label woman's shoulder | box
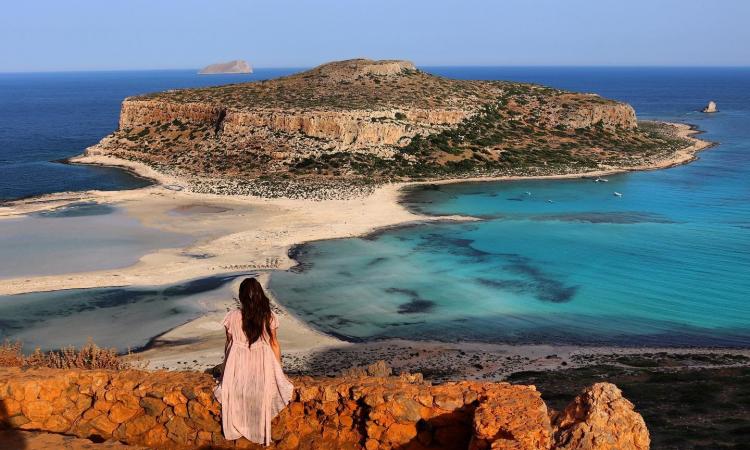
[221,309,241,326]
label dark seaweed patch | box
[1,274,241,326]
[476,277,534,296]
[531,211,674,224]
[385,287,436,314]
[476,254,579,303]
[287,244,314,273]
[182,252,215,259]
[33,202,115,218]
[397,299,435,314]
[500,254,578,303]
[366,257,388,267]
[320,314,363,327]
[415,233,491,260]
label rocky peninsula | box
[82,58,693,199]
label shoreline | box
[0,120,725,373]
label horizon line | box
[2,64,750,75]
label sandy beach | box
[0,121,719,375]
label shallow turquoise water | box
[270,68,750,347]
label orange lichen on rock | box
[0,368,649,449]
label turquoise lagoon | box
[270,68,750,347]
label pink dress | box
[216,309,294,445]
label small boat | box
[547,199,555,203]
[613,192,622,197]
[525,191,532,196]
[594,178,609,183]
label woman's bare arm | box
[221,329,232,381]
[270,328,282,363]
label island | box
[703,100,718,113]
[198,59,252,75]
[84,58,696,199]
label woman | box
[216,277,293,445]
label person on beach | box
[215,277,293,445]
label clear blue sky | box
[2,0,748,72]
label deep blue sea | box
[270,67,750,347]
[0,68,297,200]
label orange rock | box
[390,398,422,422]
[93,399,114,412]
[1,398,22,417]
[63,394,92,423]
[289,402,304,417]
[90,413,118,435]
[385,422,417,445]
[123,414,157,437]
[163,390,188,407]
[339,414,354,428]
[277,432,300,449]
[38,378,67,402]
[173,402,188,418]
[21,400,53,422]
[5,415,30,427]
[165,416,196,444]
[22,383,41,401]
[142,424,168,447]
[366,422,385,440]
[139,396,166,417]
[42,415,70,433]
[469,385,552,450]
[196,430,213,446]
[187,399,221,432]
[0,368,651,450]
[553,383,650,450]
[416,392,433,407]
[81,407,99,421]
[321,400,338,416]
[434,393,464,410]
[18,420,44,430]
[109,401,141,424]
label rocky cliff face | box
[116,99,471,153]
[0,367,649,449]
[85,59,686,198]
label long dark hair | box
[238,278,273,345]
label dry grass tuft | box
[0,340,24,367]
[0,338,135,370]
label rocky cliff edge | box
[0,367,649,449]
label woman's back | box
[217,301,293,445]
[222,309,275,346]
